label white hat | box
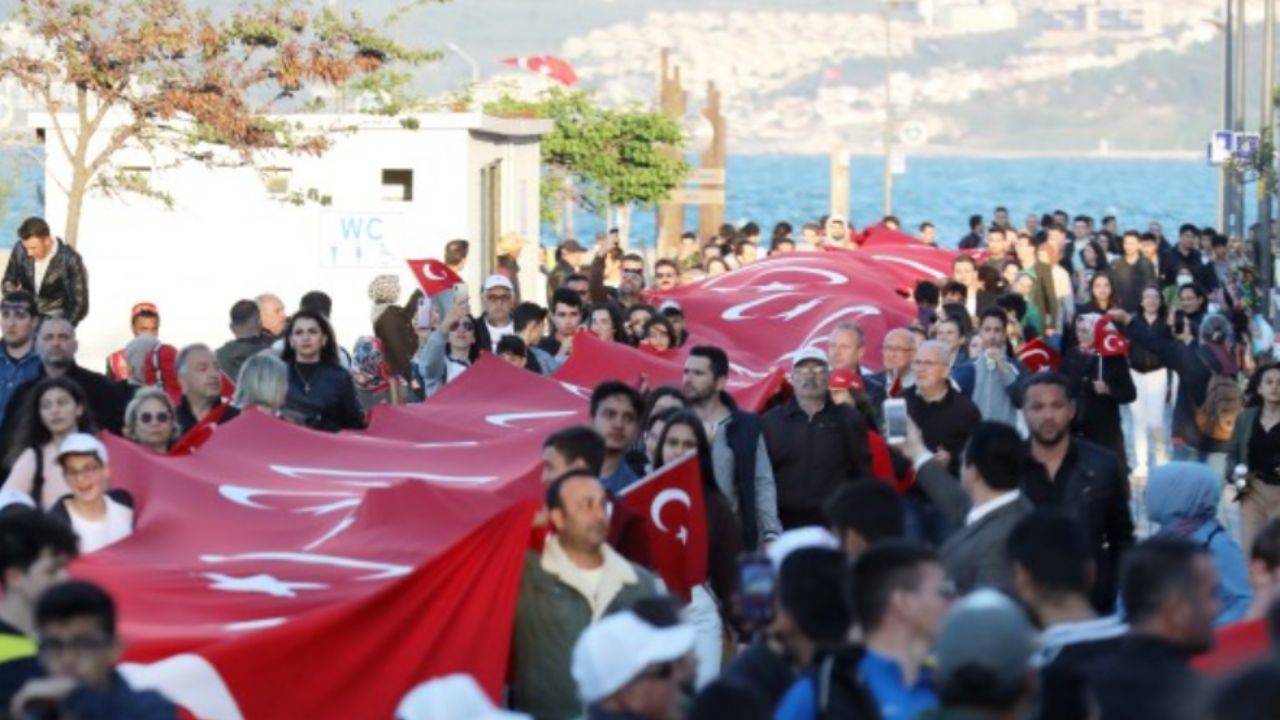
[56,433,108,465]
[792,347,829,367]
[766,526,839,571]
[827,213,848,225]
[571,611,696,704]
[482,274,514,293]
[395,674,529,720]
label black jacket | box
[215,335,272,384]
[720,392,770,550]
[903,385,982,476]
[2,240,89,325]
[1023,438,1135,613]
[1059,350,1136,465]
[1108,256,1156,312]
[1085,636,1201,720]
[762,397,869,528]
[174,398,241,436]
[1123,321,1233,452]
[284,362,365,432]
[1125,313,1170,373]
[805,645,884,720]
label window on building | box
[382,169,413,202]
[263,167,291,196]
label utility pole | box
[1223,0,1235,234]
[1234,0,1248,241]
[882,0,897,217]
[1264,0,1278,300]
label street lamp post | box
[445,41,481,85]
[1261,0,1276,293]
[882,0,898,217]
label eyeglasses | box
[913,359,947,367]
[450,320,474,332]
[39,636,113,655]
[139,411,171,424]
[485,293,513,303]
[884,346,914,353]
[793,365,828,377]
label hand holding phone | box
[883,398,908,446]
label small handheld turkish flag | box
[407,259,462,296]
[1094,316,1130,357]
[618,455,707,602]
[1015,338,1062,373]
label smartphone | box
[1175,310,1187,335]
[453,281,469,303]
[884,398,908,446]
[739,554,775,626]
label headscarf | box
[351,336,389,393]
[368,275,401,323]
[1145,461,1221,537]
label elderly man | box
[869,328,918,402]
[474,275,517,353]
[174,344,239,435]
[763,348,870,530]
[903,340,981,478]
[255,293,287,341]
[511,471,662,720]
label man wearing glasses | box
[0,291,41,430]
[869,328,918,403]
[903,341,981,478]
[763,348,870,530]
[474,274,517,353]
[11,580,176,718]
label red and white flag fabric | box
[1094,316,1130,357]
[500,55,578,86]
[1016,338,1062,373]
[646,252,918,372]
[617,455,707,603]
[406,258,462,297]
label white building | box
[32,111,552,365]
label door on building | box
[480,160,502,276]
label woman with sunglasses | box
[123,387,178,453]
[414,296,482,398]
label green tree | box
[487,88,687,239]
[0,0,438,247]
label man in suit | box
[940,421,1033,595]
[2,218,89,326]
[827,322,885,422]
[868,328,917,404]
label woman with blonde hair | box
[233,352,289,416]
[123,387,179,453]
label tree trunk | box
[614,204,632,250]
[561,175,575,241]
[64,176,87,248]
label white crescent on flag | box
[650,488,692,545]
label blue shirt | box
[773,650,937,720]
[0,345,40,429]
[601,462,640,494]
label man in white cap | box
[571,611,695,720]
[395,673,528,720]
[824,215,853,250]
[474,275,516,353]
[49,435,133,554]
[762,347,870,529]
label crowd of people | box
[0,206,1274,719]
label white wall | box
[37,113,550,365]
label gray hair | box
[176,343,215,377]
[1199,313,1235,345]
[830,322,865,346]
[917,339,953,368]
[124,387,178,442]
[233,352,288,410]
[124,335,161,385]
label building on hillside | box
[30,111,552,364]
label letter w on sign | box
[618,454,708,602]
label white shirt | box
[485,321,514,352]
[69,496,134,553]
[965,489,1022,526]
[32,241,58,294]
[444,356,469,383]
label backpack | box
[1195,372,1244,443]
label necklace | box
[292,363,318,394]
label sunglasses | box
[450,320,474,332]
[139,411,171,424]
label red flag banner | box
[406,258,462,296]
[1016,338,1062,373]
[1192,617,1268,676]
[500,55,578,86]
[617,455,707,602]
[648,252,918,372]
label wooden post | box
[697,81,726,242]
[656,50,687,258]
[830,147,850,221]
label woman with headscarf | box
[368,274,418,390]
[1145,461,1251,624]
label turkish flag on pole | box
[500,55,578,86]
[1094,316,1130,357]
[406,258,462,296]
[1016,338,1062,373]
[617,455,707,602]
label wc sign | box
[319,211,403,268]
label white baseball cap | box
[571,611,696,704]
[792,347,829,367]
[827,213,848,225]
[658,299,683,315]
[766,526,839,571]
[395,674,529,720]
[56,433,108,465]
[482,274,514,293]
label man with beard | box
[1020,373,1134,613]
[684,346,781,550]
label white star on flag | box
[204,573,329,598]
